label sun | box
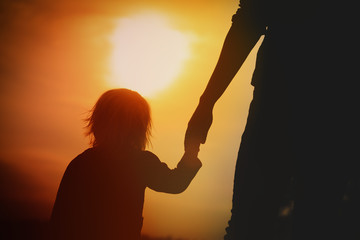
[108,13,192,97]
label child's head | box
[85,88,151,150]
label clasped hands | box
[184,102,213,155]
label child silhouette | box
[50,89,201,240]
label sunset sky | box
[0,0,263,239]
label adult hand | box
[184,103,213,153]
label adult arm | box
[185,6,266,152]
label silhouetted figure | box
[185,0,357,239]
[50,89,201,240]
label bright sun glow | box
[108,13,192,97]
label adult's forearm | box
[199,21,263,108]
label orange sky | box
[0,0,262,239]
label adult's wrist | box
[199,94,215,110]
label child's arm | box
[143,151,202,194]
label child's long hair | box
[85,89,151,150]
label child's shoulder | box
[71,148,95,163]
[65,148,98,170]
[134,150,168,168]
[136,150,160,163]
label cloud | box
[0,159,44,220]
[0,147,73,220]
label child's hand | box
[181,151,202,169]
[184,103,213,152]
[184,147,200,159]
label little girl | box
[50,89,201,240]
